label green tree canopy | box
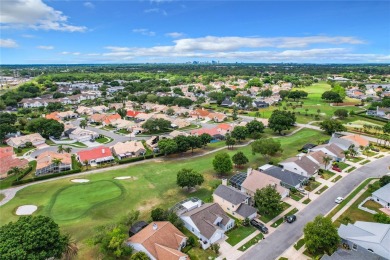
[212,152,233,174]
[268,110,296,134]
[254,185,283,215]
[232,151,249,168]
[0,215,69,260]
[319,119,346,135]
[158,139,178,156]
[304,215,340,256]
[176,168,204,190]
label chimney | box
[247,168,252,177]
[222,179,227,186]
[102,148,105,154]
[153,223,158,230]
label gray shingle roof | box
[372,183,390,203]
[182,203,232,239]
[262,166,308,187]
[235,204,257,218]
[213,185,249,205]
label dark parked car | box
[285,215,297,223]
[250,219,269,234]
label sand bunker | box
[71,179,90,183]
[16,205,37,215]
[114,176,132,180]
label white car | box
[335,197,344,204]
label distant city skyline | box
[1,0,389,64]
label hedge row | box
[12,169,82,185]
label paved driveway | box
[239,156,390,260]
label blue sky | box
[1,0,389,64]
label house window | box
[352,244,357,250]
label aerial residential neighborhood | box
[0,1,390,260]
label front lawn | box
[238,233,264,251]
[315,185,328,195]
[226,225,256,246]
[258,202,291,223]
[304,180,321,191]
[331,175,342,183]
[336,162,350,170]
[348,157,364,163]
[320,170,335,180]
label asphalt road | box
[239,156,390,260]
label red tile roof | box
[77,146,112,162]
[127,110,141,117]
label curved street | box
[238,155,390,260]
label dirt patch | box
[138,198,160,213]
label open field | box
[0,129,327,258]
[247,82,363,123]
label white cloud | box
[83,2,95,9]
[0,39,18,48]
[165,32,185,38]
[144,8,160,13]
[37,45,54,50]
[0,0,86,32]
[132,28,156,36]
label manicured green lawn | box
[226,225,256,246]
[320,170,335,180]
[259,202,291,223]
[0,129,325,258]
[315,185,328,195]
[238,233,264,251]
[336,162,350,170]
[331,175,342,183]
[348,157,364,163]
[305,180,321,191]
[294,238,305,250]
[48,180,124,222]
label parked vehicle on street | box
[250,219,269,234]
[285,215,297,223]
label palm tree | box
[52,158,63,173]
[79,119,88,129]
[83,160,90,170]
[57,145,64,154]
[64,147,72,153]
[322,156,332,170]
[62,234,79,260]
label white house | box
[179,202,235,249]
[371,183,390,208]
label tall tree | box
[232,151,249,168]
[268,110,296,134]
[158,139,178,156]
[176,168,204,190]
[231,126,248,143]
[0,216,69,260]
[319,119,346,135]
[251,138,282,162]
[254,185,283,215]
[304,215,340,256]
[212,152,233,174]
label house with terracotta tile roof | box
[127,221,188,260]
[77,146,114,165]
[206,112,227,123]
[111,141,146,159]
[0,147,29,179]
[35,151,72,176]
[340,134,370,148]
[6,133,46,148]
